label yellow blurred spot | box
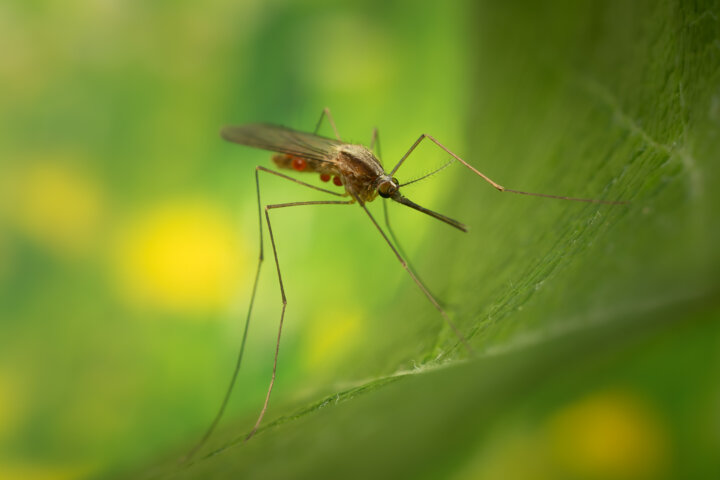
[546,389,669,479]
[113,201,245,314]
[8,158,103,256]
[304,309,361,371]
[0,463,93,480]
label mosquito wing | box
[221,123,345,163]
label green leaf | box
[136,0,720,478]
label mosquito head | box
[376,175,400,198]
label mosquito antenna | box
[399,157,455,188]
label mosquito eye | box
[378,179,398,198]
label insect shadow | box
[184,108,625,460]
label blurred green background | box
[1,0,718,479]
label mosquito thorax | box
[377,176,399,198]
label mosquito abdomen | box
[272,154,329,173]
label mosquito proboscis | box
[183,108,626,460]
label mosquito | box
[184,108,625,460]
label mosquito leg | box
[256,166,346,198]
[381,199,401,255]
[370,127,382,160]
[359,201,474,355]
[390,134,626,205]
[381,199,441,303]
[183,171,346,461]
[313,107,341,140]
[245,199,353,441]
[382,199,422,284]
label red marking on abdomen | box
[320,173,331,182]
[291,156,307,171]
[333,176,343,186]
